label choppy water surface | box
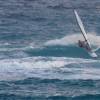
[0,0,100,99]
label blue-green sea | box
[0,0,100,100]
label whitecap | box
[45,33,100,52]
[0,57,99,81]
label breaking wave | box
[0,56,99,81]
[45,33,100,47]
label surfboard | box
[74,10,97,58]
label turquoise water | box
[0,0,100,99]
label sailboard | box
[74,10,97,58]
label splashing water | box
[45,33,100,51]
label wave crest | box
[45,33,100,50]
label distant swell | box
[1,78,100,100]
[47,94,100,100]
[1,94,100,100]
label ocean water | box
[0,0,100,100]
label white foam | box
[0,42,40,52]
[45,33,100,49]
[0,57,99,81]
[0,57,97,68]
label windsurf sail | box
[74,10,97,58]
[74,10,91,48]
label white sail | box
[74,10,91,46]
[74,10,97,58]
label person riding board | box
[78,40,91,51]
[74,10,97,57]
